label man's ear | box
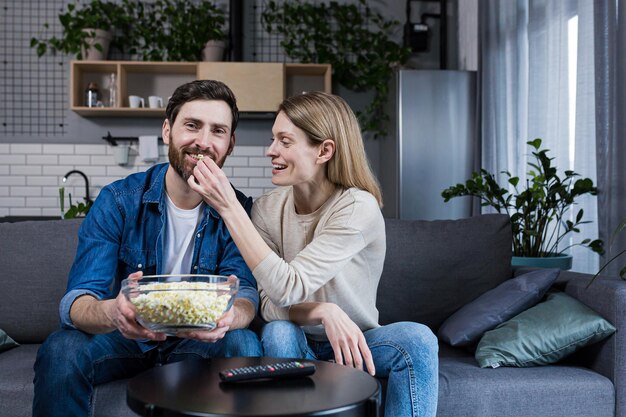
[162,119,171,145]
[317,139,336,164]
[227,134,235,156]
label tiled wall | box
[0,143,275,217]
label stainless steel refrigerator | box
[379,69,477,220]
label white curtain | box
[479,0,599,273]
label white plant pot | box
[80,28,113,60]
[202,40,226,62]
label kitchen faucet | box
[62,170,92,204]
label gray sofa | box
[0,214,622,417]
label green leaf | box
[527,138,542,149]
[588,239,604,254]
[576,208,584,223]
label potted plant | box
[128,0,226,62]
[442,139,604,269]
[58,187,92,219]
[30,0,132,60]
[261,0,411,139]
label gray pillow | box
[438,268,559,346]
[475,291,616,368]
[378,214,512,330]
[0,328,19,353]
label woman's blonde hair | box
[278,92,383,207]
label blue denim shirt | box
[59,163,258,348]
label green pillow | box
[475,291,616,368]
[0,328,19,353]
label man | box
[33,80,261,417]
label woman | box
[189,92,438,417]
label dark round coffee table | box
[127,357,381,417]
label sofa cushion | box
[0,219,83,343]
[0,344,137,417]
[378,214,512,330]
[475,291,616,368]
[437,268,559,346]
[0,344,39,417]
[438,344,615,417]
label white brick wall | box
[0,144,275,217]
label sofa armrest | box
[556,270,625,417]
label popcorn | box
[130,281,230,331]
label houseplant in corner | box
[30,0,131,60]
[442,139,604,270]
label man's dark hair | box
[165,80,239,133]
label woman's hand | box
[108,271,167,341]
[314,303,376,376]
[188,157,238,213]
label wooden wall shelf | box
[70,61,332,117]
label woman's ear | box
[317,139,336,164]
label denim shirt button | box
[196,233,201,239]
[137,263,143,269]
[193,265,198,270]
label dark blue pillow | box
[437,268,559,346]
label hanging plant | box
[262,0,410,139]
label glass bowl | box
[121,274,239,335]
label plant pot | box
[202,40,226,62]
[511,254,573,270]
[80,28,113,60]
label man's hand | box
[177,294,255,342]
[107,272,167,341]
[176,306,234,343]
[71,271,166,341]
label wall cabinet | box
[70,61,332,117]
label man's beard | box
[167,133,228,181]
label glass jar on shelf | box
[107,73,117,108]
[85,82,100,108]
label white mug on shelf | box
[148,96,164,109]
[128,95,145,108]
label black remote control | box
[219,361,316,382]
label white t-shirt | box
[163,193,204,275]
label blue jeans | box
[32,328,262,417]
[261,321,438,417]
